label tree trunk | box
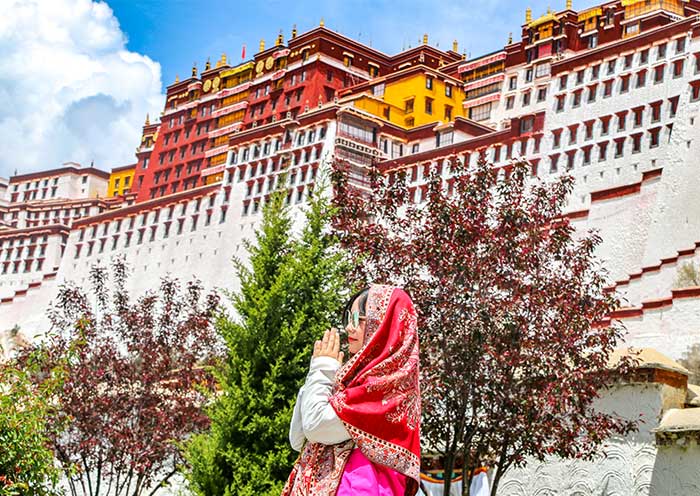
[443,453,455,496]
[489,437,511,496]
[146,469,177,496]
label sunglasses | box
[343,309,366,328]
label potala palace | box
[3,1,700,493]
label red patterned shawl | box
[282,284,421,496]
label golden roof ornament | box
[452,40,458,52]
[320,18,325,27]
[423,33,428,44]
[175,74,180,83]
[566,0,573,9]
[508,32,513,44]
[205,58,211,71]
[259,39,265,52]
[276,30,284,46]
[292,24,298,38]
[191,63,197,77]
[145,113,150,126]
[526,7,532,23]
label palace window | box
[468,102,492,122]
[657,43,667,60]
[640,49,649,64]
[572,90,581,107]
[599,142,608,161]
[654,65,665,84]
[550,154,559,173]
[555,95,564,112]
[603,80,613,97]
[537,87,547,102]
[588,85,597,103]
[588,34,598,49]
[405,99,414,113]
[615,139,624,158]
[673,59,684,78]
[676,37,686,54]
[607,59,616,75]
[632,134,642,153]
[650,128,660,148]
[620,75,630,93]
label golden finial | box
[566,0,572,9]
[276,30,284,46]
[508,32,513,44]
[221,53,227,65]
[320,18,325,27]
[205,58,211,71]
[145,113,150,126]
[423,33,428,45]
[259,39,265,52]
[292,24,298,38]
[175,74,180,83]
[526,7,532,23]
[452,40,458,52]
[547,6,552,14]
[191,63,197,77]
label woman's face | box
[345,297,367,355]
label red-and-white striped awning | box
[204,145,228,158]
[201,165,226,177]
[463,74,505,91]
[208,122,242,138]
[271,69,287,81]
[212,100,249,118]
[458,52,506,73]
[463,93,501,108]
[219,82,251,98]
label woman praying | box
[282,284,421,496]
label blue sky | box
[110,0,601,86]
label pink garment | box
[337,448,407,495]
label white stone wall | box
[0,121,338,335]
[498,382,699,496]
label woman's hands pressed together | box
[313,328,345,364]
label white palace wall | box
[0,121,338,337]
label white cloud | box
[0,0,163,178]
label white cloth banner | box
[416,472,490,496]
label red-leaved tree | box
[41,256,222,496]
[331,157,637,496]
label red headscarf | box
[282,284,421,496]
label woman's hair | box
[341,287,370,327]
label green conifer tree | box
[185,181,350,496]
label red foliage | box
[42,256,222,496]
[331,157,637,495]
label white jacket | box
[289,356,351,451]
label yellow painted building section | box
[351,71,465,129]
[108,167,135,197]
